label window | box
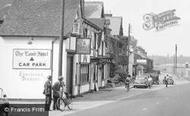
[83,28,88,38]
[80,64,89,85]
[0,17,4,24]
[73,22,80,34]
[87,30,92,38]
[94,33,97,49]
[101,64,105,80]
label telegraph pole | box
[58,0,65,76]
[173,44,177,75]
[127,24,131,76]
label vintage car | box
[149,70,160,85]
[133,76,149,88]
[163,74,174,85]
[167,77,174,85]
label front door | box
[66,54,74,95]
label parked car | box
[147,77,153,88]
[150,70,160,85]
[167,77,174,85]
[134,75,149,88]
[163,75,174,85]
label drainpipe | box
[58,0,65,76]
[51,38,58,86]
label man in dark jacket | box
[43,75,52,111]
[124,75,131,92]
[52,76,65,110]
[164,76,168,87]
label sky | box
[87,0,190,56]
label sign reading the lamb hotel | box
[13,49,51,69]
[76,38,91,54]
[143,9,180,31]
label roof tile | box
[85,1,104,18]
[0,0,80,36]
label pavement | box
[49,79,190,116]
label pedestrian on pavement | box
[52,76,65,110]
[148,76,153,88]
[43,75,52,111]
[124,75,130,92]
[164,76,168,87]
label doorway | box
[66,54,74,95]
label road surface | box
[66,83,190,116]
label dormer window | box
[73,22,80,34]
[72,12,80,34]
[83,28,88,38]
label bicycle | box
[55,88,72,111]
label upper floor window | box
[0,17,4,25]
[73,22,80,34]
[83,28,88,38]
[94,33,97,49]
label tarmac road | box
[65,82,190,116]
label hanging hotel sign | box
[13,49,51,69]
[143,9,180,31]
[76,38,91,54]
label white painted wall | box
[0,36,66,99]
[80,84,90,93]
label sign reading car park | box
[13,49,51,69]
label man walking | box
[164,76,168,87]
[125,75,131,92]
[148,76,153,88]
[52,76,65,110]
[43,75,52,111]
